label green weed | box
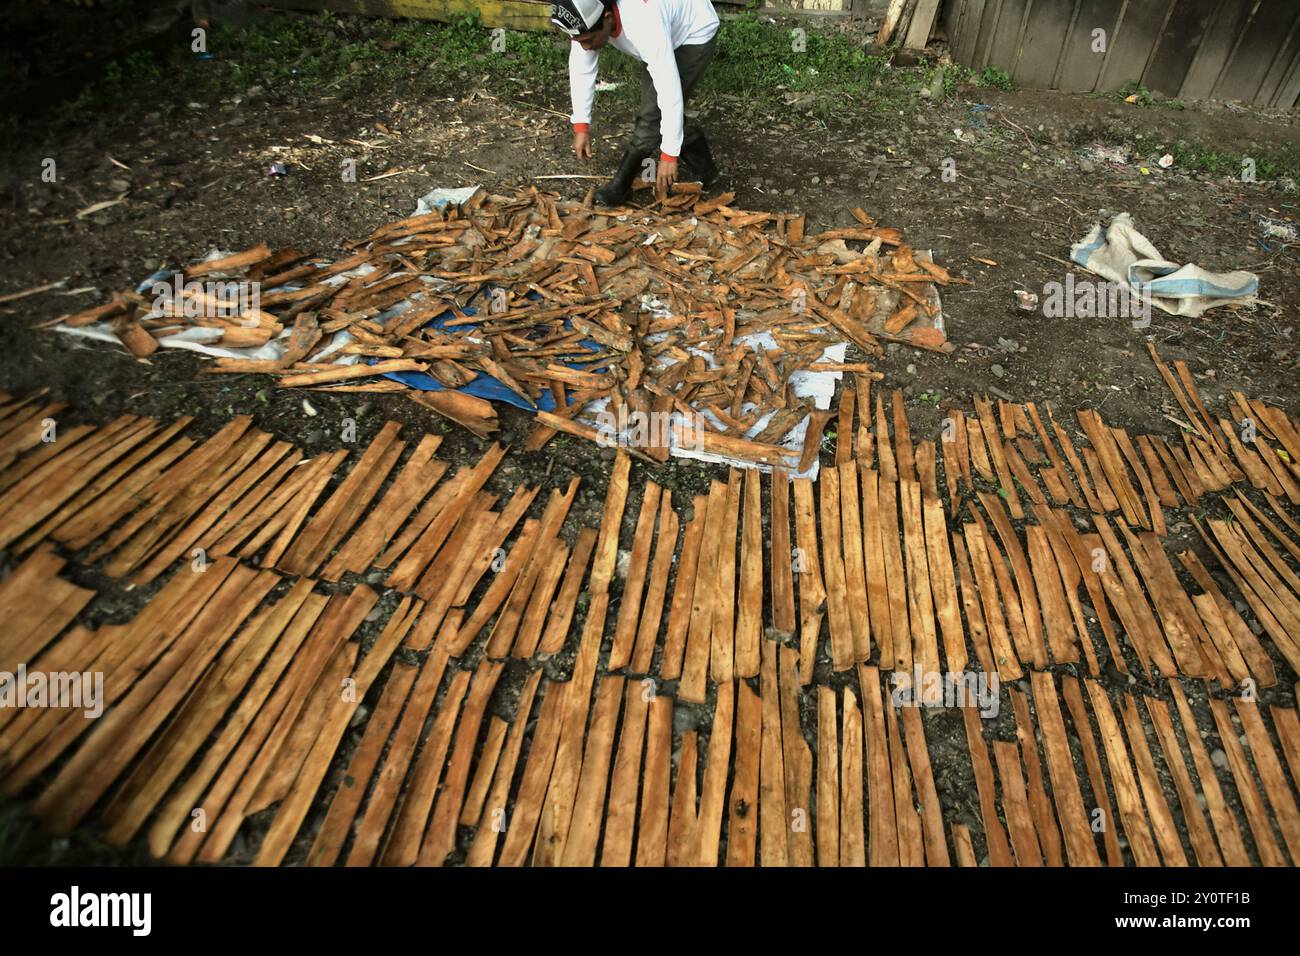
[1169,140,1300,184]
[975,66,1013,90]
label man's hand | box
[656,156,678,193]
[573,129,592,161]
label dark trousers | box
[628,36,716,155]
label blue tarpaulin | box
[372,287,604,413]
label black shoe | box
[679,135,720,189]
[595,148,652,206]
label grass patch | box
[925,62,1015,99]
[1118,80,1155,107]
[704,13,891,98]
[975,66,1014,90]
[1168,140,1300,184]
[32,9,1296,187]
[43,11,910,124]
[1113,80,1184,109]
[56,50,166,119]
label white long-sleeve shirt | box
[568,0,719,159]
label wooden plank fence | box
[943,0,1300,108]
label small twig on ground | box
[995,111,1038,153]
[361,169,411,182]
[1034,251,1077,269]
[1052,195,1089,219]
[514,100,569,118]
[0,279,67,304]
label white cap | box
[550,0,609,37]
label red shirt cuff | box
[660,151,677,163]
[572,122,590,133]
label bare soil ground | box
[0,9,1296,866]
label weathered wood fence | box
[942,0,1300,108]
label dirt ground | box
[0,10,1297,866]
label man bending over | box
[550,0,721,205]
